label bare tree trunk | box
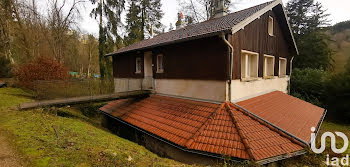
[12,0,31,59]
[87,48,92,78]
[141,4,145,40]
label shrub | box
[290,68,329,107]
[0,56,12,78]
[325,72,350,122]
[291,68,350,122]
[14,56,68,88]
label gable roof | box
[100,94,305,164]
[237,91,326,144]
[107,0,298,56]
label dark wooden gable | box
[229,10,293,80]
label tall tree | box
[90,0,125,79]
[46,0,84,64]
[124,0,143,46]
[125,0,163,44]
[286,0,333,70]
[84,35,99,77]
[0,0,13,63]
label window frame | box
[241,50,259,81]
[135,57,142,74]
[279,57,287,77]
[263,54,275,78]
[268,16,274,36]
[156,54,164,73]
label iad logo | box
[310,127,349,166]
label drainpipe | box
[288,56,294,95]
[221,32,234,102]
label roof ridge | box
[107,1,276,56]
[228,103,307,147]
[185,103,225,148]
[224,102,254,160]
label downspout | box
[288,56,294,94]
[221,33,234,102]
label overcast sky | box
[79,0,350,36]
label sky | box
[79,0,350,36]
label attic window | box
[268,16,274,36]
[156,54,164,73]
[279,57,287,77]
[135,57,142,73]
[241,50,259,80]
[263,55,275,78]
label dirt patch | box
[0,133,22,167]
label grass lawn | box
[0,88,191,167]
[320,121,350,155]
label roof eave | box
[256,149,307,165]
[106,29,232,57]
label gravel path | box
[0,133,22,167]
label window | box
[241,50,259,80]
[135,57,142,73]
[263,55,275,78]
[156,54,164,73]
[268,16,274,36]
[279,57,287,77]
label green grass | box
[0,87,190,166]
[320,121,350,155]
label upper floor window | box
[268,16,274,36]
[241,50,259,80]
[157,54,164,73]
[279,57,287,77]
[263,55,275,78]
[135,57,142,73]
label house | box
[100,0,326,165]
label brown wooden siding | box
[113,53,144,78]
[113,36,229,80]
[229,10,292,80]
[153,36,229,80]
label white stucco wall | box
[155,79,227,102]
[230,77,289,102]
[114,78,143,93]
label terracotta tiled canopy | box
[237,91,326,143]
[100,94,306,162]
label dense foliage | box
[290,68,329,107]
[331,20,350,33]
[291,68,350,123]
[14,56,68,88]
[325,71,350,122]
[124,0,164,45]
[287,0,333,70]
[287,0,350,122]
[90,0,125,79]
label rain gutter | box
[221,32,234,102]
[106,30,232,57]
[288,56,294,94]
